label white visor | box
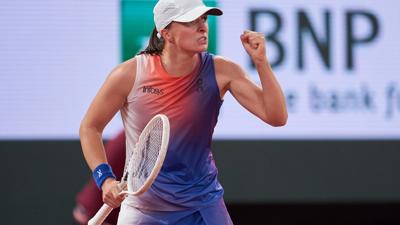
[153,0,223,38]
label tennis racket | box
[88,114,170,225]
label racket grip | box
[87,204,113,225]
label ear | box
[161,29,174,43]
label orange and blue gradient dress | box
[121,52,224,211]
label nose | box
[198,20,207,33]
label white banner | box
[215,0,400,139]
[0,1,121,139]
[0,0,398,139]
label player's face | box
[167,14,209,53]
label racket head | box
[126,114,170,195]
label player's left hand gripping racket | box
[88,114,170,225]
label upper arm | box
[80,58,137,132]
[214,56,266,120]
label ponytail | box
[138,27,164,55]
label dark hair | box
[138,27,165,56]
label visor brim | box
[173,6,223,23]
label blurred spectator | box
[72,130,125,225]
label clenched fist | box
[240,30,268,65]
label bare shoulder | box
[213,55,247,97]
[214,55,246,78]
[101,56,139,97]
[214,55,235,71]
[109,56,137,81]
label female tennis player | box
[79,0,288,224]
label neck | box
[160,47,200,77]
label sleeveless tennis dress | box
[119,52,233,225]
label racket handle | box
[88,182,126,225]
[87,204,113,225]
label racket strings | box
[127,118,164,192]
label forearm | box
[79,124,108,171]
[254,58,288,126]
[80,124,123,207]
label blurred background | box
[1,0,400,224]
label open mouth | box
[198,36,207,42]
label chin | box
[190,48,207,54]
[187,44,208,53]
[197,45,208,52]
[199,48,207,53]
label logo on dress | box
[196,78,204,92]
[143,86,164,95]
